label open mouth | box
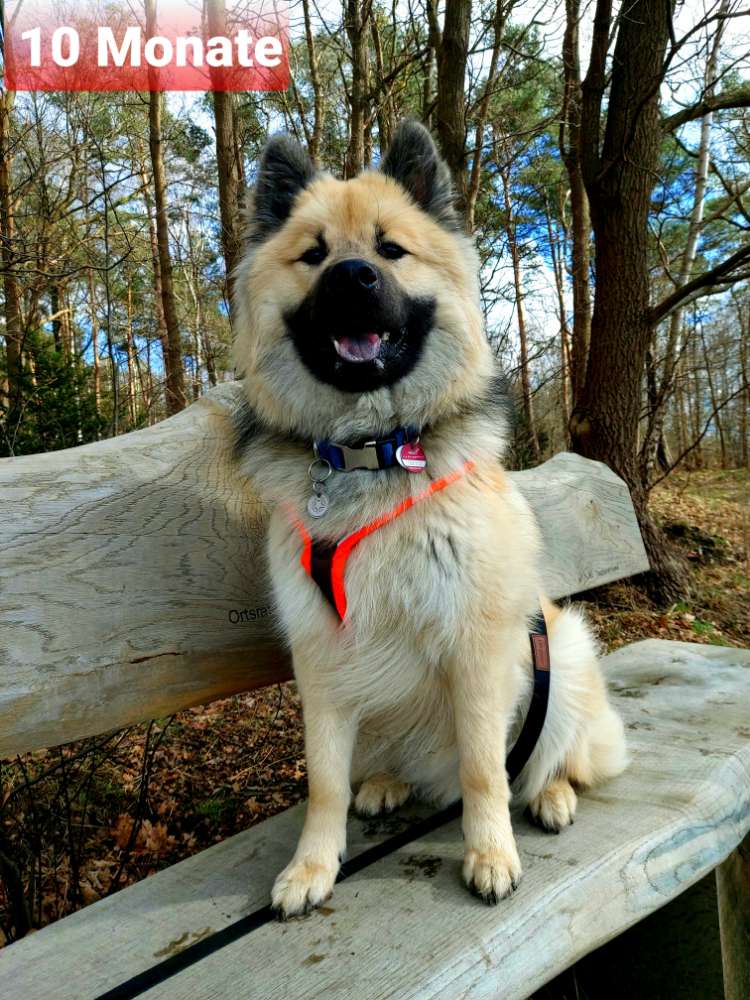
[286,291,434,392]
[332,332,386,363]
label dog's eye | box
[378,241,407,261]
[299,244,327,266]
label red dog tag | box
[396,441,427,472]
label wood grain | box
[1,641,747,1000]
[717,832,750,1000]
[0,382,648,756]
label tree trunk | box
[371,15,394,153]
[572,0,686,601]
[466,1,505,232]
[423,0,441,129]
[0,88,25,454]
[344,1,371,178]
[435,0,471,217]
[502,171,541,464]
[146,0,186,416]
[567,168,591,406]
[739,307,749,468]
[546,197,572,443]
[50,286,63,352]
[303,0,324,164]
[139,160,170,414]
[125,274,138,425]
[689,329,704,469]
[87,269,101,430]
[700,325,727,468]
[674,360,687,461]
[144,333,154,424]
[640,2,728,485]
[560,0,592,408]
[207,0,243,305]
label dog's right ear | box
[250,135,317,242]
[381,120,460,231]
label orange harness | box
[295,460,475,621]
[291,456,551,785]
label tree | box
[146,0,186,415]
[559,0,591,410]
[343,0,373,177]
[570,0,750,599]
[435,0,472,214]
[0,88,24,453]
[207,0,244,304]
[1,0,746,495]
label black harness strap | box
[306,541,551,783]
[94,606,551,1000]
[506,610,551,783]
[94,801,462,1000]
[309,538,338,612]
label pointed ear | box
[381,120,460,230]
[250,135,317,242]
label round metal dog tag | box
[396,441,427,472]
[307,493,329,518]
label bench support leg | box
[717,833,750,1000]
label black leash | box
[95,613,551,1000]
[94,802,462,1000]
[507,611,551,783]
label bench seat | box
[2,639,748,1000]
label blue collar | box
[314,426,418,471]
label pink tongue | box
[335,333,382,363]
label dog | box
[232,120,627,919]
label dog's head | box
[233,121,493,441]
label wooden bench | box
[1,383,748,999]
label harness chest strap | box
[291,458,550,782]
[296,459,476,621]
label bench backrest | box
[0,382,649,757]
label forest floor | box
[1,467,748,944]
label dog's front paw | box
[271,857,339,919]
[463,843,522,904]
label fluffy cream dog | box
[233,121,627,918]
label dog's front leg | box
[448,638,523,904]
[271,684,356,919]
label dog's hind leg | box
[528,777,577,832]
[354,773,411,817]
[518,603,628,833]
[528,702,626,833]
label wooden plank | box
[1,640,746,1000]
[717,832,750,1000]
[512,451,651,595]
[0,382,648,756]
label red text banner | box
[3,0,289,91]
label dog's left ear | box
[250,134,317,242]
[381,120,461,230]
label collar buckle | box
[338,441,381,470]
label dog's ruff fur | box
[233,121,627,918]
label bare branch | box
[649,244,750,325]
[662,85,750,132]
[648,380,750,490]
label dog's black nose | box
[325,258,380,294]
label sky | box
[471,0,750,354]
[276,2,749,354]
[116,1,750,367]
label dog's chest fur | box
[241,413,541,719]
